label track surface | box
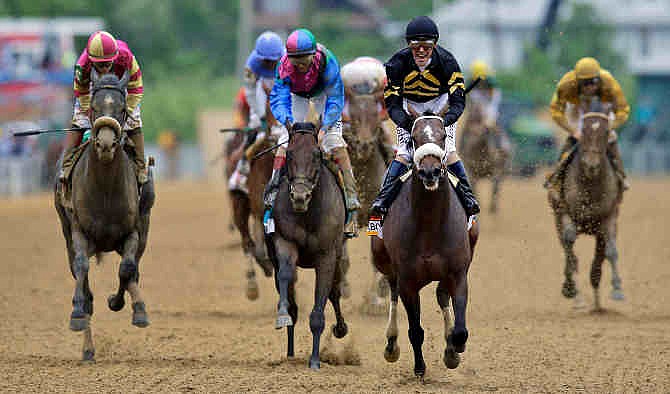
[1,178,669,393]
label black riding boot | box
[369,160,410,218]
[447,161,480,219]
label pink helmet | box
[86,31,119,63]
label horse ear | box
[91,67,99,84]
[406,103,420,118]
[119,71,129,89]
[437,101,450,118]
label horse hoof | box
[332,322,348,339]
[69,313,89,332]
[384,337,400,363]
[562,283,577,299]
[246,281,259,301]
[451,330,468,353]
[610,290,625,301]
[309,359,320,370]
[340,281,351,299]
[444,347,460,369]
[275,314,293,330]
[107,294,125,312]
[82,349,95,362]
[132,302,150,328]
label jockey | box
[265,28,360,238]
[467,60,510,150]
[368,16,480,222]
[340,56,396,160]
[60,31,146,185]
[546,56,630,191]
[229,31,285,194]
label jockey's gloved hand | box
[248,113,262,130]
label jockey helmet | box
[575,57,601,80]
[254,31,285,61]
[470,60,491,80]
[86,31,119,63]
[286,29,317,57]
[405,16,439,42]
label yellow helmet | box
[575,57,600,80]
[470,60,491,80]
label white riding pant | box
[395,94,457,162]
[276,92,345,154]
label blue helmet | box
[254,31,285,61]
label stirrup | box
[344,211,359,239]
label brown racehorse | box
[371,111,479,379]
[460,100,511,213]
[548,101,624,311]
[54,72,155,361]
[266,122,349,370]
[230,135,275,300]
[342,93,389,311]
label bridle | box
[411,115,447,169]
[287,126,322,200]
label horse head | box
[579,100,611,179]
[286,122,321,212]
[90,116,124,163]
[90,70,128,126]
[409,104,448,191]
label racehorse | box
[548,100,624,310]
[371,110,479,378]
[342,93,390,311]
[459,99,511,213]
[230,135,275,300]
[266,122,349,370]
[54,71,155,361]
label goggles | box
[93,61,113,71]
[408,40,436,52]
[288,55,314,68]
[579,77,600,87]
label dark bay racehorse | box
[371,112,479,378]
[460,99,511,213]
[230,135,275,300]
[55,72,155,361]
[266,122,349,370]
[343,93,389,311]
[548,101,624,310]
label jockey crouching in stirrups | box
[228,31,285,194]
[545,57,630,192]
[368,16,480,224]
[264,28,360,238]
[59,31,145,200]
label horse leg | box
[81,275,95,361]
[308,255,337,370]
[339,241,351,299]
[287,281,297,358]
[590,234,607,312]
[447,273,469,354]
[232,193,259,300]
[400,284,425,378]
[558,214,580,301]
[70,230,90,332]
[604,215,624,301]
[383,275,400,363]
[252,219,273,277]
[274,237,297,330]
[490,170,501,214]
[437,280,459,369]
[328,264,348,339]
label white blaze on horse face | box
[423,124,435,142]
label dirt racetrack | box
[1,177,669,393]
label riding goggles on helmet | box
[288,55,314,68]
[408,40,436,51]
[579,77,600,87]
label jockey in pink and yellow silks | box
[60,30,147,189]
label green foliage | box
[140,76,238,143]
[384,0,436,20]
[497,3,635,108]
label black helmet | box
[405,16,439,42]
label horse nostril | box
[418,168,427,178]
[433,168,441,177]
